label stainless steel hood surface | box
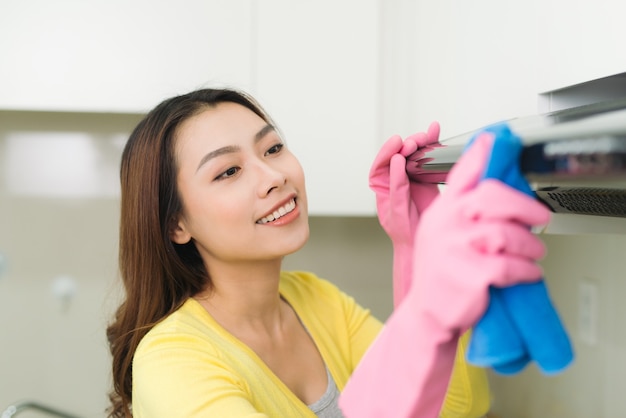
[424,104,626,220]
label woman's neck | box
[194,258,286,337]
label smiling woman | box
[168,101,309,265]
[105,88,548,418]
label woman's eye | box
[215,166,240,180]
[265,143,284,156]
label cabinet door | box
[0,0,253,113]
[390,0,626,141]
[253,0,380,216]
[537,0,626,93]
[389,0,540,141]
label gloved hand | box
[340,132,550,418]
[466,123,574,375]
[411,131,550,336]
[369,121,445,306]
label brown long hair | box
[106,88,274,417]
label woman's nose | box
[255,162,286,197]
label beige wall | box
[0,111,137,416]
[488,232,626,418]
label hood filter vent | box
[536,187,626,217]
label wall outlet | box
[578,280,599,346]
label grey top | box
[308,367,344,418]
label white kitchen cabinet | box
[1,0,381,216]
[536,0,626,94]
[384,0,626,142]
[252,0,380,216]
[0,0,254,113]
[382,1,541,141]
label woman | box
[106,88,549,417]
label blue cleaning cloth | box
[465,123,574,375]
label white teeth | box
[257,199,296,224]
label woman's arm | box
[340,132,550,417]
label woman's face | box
[170,102,309,264]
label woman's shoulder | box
[134,299,221,359]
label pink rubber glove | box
[340,133,550,418]
[369,121,445,306]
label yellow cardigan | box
[132,271,490,417]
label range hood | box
[424,100,626,234]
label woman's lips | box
[256,198,297,224]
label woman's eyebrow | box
[195,145,239,173]
[254,124,275,142]
[195,124,276,173]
